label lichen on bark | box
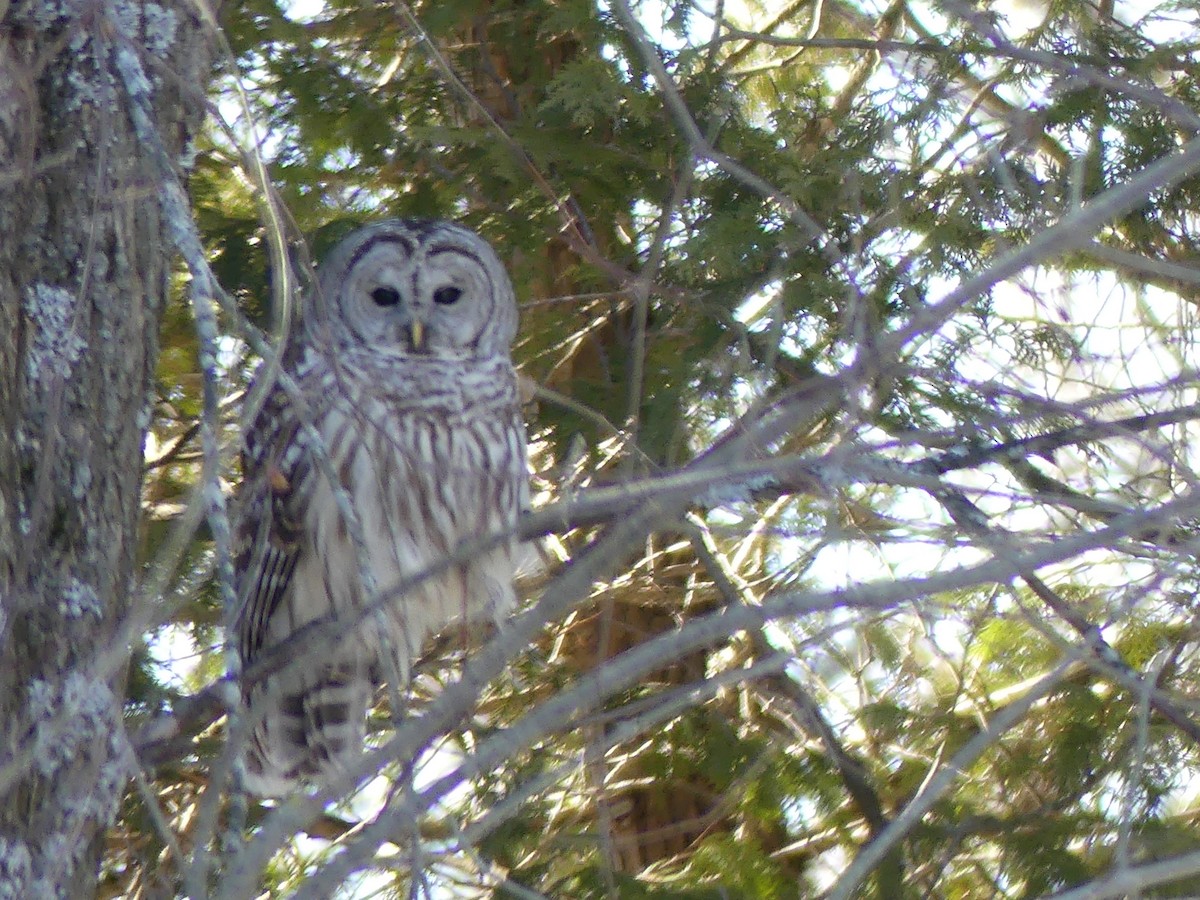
[0,1,214,894]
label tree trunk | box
[0,2,212,894]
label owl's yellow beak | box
[408,320,426,352]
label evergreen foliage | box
[110,0,1200,895]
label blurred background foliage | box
[118,0,1200,896]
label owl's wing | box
[232,383,308,670]
[231,366,378,795]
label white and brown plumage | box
[232,219,528,795]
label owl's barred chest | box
[299,345,521,421]
[290,353,526,609]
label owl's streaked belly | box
[282,400,526,682]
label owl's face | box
[312,219,518,359]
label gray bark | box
[0,2,212,895]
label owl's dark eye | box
[371,286,401,307]
[433,286,462,306]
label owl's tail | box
[238,659,373,797]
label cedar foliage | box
[114,0,1200,897]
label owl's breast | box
[303,379,526,657]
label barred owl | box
[232,219,528,796]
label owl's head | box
[309,219,518,358]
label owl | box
[232,219,528,796]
